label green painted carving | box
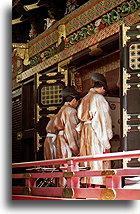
[102,0,139,25]
[29,0,139,68]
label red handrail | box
[12,150,140,200]
[12,150,140,168]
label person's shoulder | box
[94,93,107,103]
[94,93,104,99]
[65,105,76,114]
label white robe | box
[44,116,57,161]
[53,102,80,186]
[54,102,80,159]
[77,88,113,185]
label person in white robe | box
[44,116,57,161]
[53,87,80,186]
[77,73,113,187]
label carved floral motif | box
[28,0,139,68]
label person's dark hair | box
[93,81,107,91]
[64,94,80,102]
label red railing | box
[12,150,140,200]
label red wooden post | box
[66,160,80,188]
[25,175,36,195]
[106,176,122,188]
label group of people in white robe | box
[44,73,113,187]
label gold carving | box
[47,114,55,118]
[16,74,22,83]
[37,105,42,122]
[101,189,116,200]
[101,170,116,176]
[122,24,130,47]
[60,69,68,86]
[17,131,23,140]
[36,74,41,88]
[46,80,57,84]
[136,25,140,29]
[123,109,131,137]
[12,43,29,65]
[63,172,74,178]
[58,58,72,87]
[62,187,74,198]
[47,106,57,111]
[123,68,131,96]
[46,72,57,77]
[12,18,22,25]
[57,24,66,46]
[24,3,39,11]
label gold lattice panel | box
[41,84,63,105]
[129,43,140,70]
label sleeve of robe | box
[62,107,79,155]
[91,94,113,151]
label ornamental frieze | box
[16,11,139,83]
[28,0,139,68]
[66,0,139,48]
[29,0,126,58]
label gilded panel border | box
[17,11,139,82]
[29,0,126,58]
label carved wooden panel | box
[120,23,140,167]
[34,67,68,160]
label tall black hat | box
[92,73,108,91]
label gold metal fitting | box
[16,131,23,140]
[101,170,116,176]
[101,188,116,200]
[23,173,31,179]
[63,171,74,178]
[62,187,74,198]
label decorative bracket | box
[12,43,29,66]
[123,109,131,137]
[122,24,130,47]
[123,68,131,96]
[36,105,42,122]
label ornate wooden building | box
[12,0,140,167]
